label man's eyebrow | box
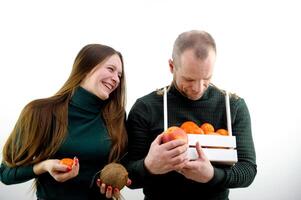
[182,75,212,80]
[204,75,212,80]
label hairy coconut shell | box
[99,163,128,190]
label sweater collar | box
[169,83,210,101]
[70,86,107,113]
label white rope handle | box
[225,91,232,136]
[163,87,168,131]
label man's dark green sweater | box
[126,84,257,200]
[0,87,112,200]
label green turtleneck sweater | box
[126,84,257,200]
[0,87,112,200]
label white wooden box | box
[162,87,237,165]
[187,134,238,165]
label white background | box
[1,0,301,199]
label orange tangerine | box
[200,123,215,134]
[60,158,74,168]
[162,126,188,143]
[180,121,204,134]
[216,129,229,136]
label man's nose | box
[192,80,204,92]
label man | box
[126,30,257,200]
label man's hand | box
[144,133,189,174]
[178,142,214,183]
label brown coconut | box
[99,163,128,190]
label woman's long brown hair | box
[2,44,127,167]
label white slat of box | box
[188,134,236,148]
[188,147,238,165]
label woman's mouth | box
[103,82,114,91]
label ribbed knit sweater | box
[0,87,112,200]
[126,84,257,200]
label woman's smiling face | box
[80,54,122,100]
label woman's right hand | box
[33,157,79,182]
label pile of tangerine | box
[180,121,228,136]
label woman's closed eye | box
[107,67,114,72]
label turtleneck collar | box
[168,82,210,101]
[70,86,107,113]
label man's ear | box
[168,59,175,73]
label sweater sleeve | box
[0,162,37,185]
[208,98,257,188]
[125,99,153,189]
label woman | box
[0,44,128,199]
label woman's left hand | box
[96,178,131,199]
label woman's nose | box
[112,73,120,84]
